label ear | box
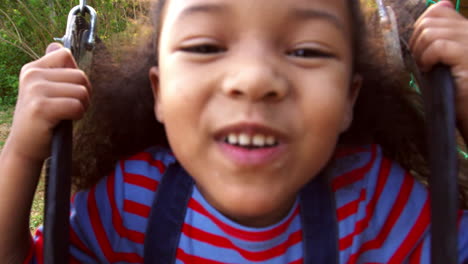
[149,66,164,123]
[341,74,362,132]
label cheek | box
[157,70,213,156]
[296,67,352,126]
[159,69,203,118]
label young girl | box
[1,0,468,263]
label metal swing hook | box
[79,0,87,15]
[44,2,98,264]
[54,2,97,74]
[55,3,97,52]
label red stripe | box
[188,198,299,242]
[88,185,144,263]
[331,145,377,191]
[408,240,424,264]
[88,185,116,262]
[176,248,231,264]
[124,171,159,191]
[70,256,81,264]
[339,156,391,252]
[348,172,415,262]
[127,152,166,173]
[70,227,97,260]
[182,224,302,262]
[337,189,366,221]
[388,198,430,263]
[124,200,151,218]
[34,229,44,264]
[107,169,146,244]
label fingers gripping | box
[8,43,92,161]
[410,1,468,71]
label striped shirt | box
[25,145,468,263]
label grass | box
[30,173,45,232]
[0,105,44,231]
[0,106,13,148]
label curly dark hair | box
[71,0,468,208]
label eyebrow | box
[177,3,345,33]
[290,8,345,33]
[178,3,228,18]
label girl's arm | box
[0,151,43,263]
[0,43,91,263]
[409,0,468,142]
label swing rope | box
[423,1,459,263]
[43,1,97,263]
[377,1,460,263]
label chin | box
[208,188,296,227]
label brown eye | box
[181,44,226,54]
[287,48,334,59]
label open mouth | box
[222,133,279,149]
[215,125,287,166]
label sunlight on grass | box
[30,173,45,231]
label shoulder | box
[329,144,426,200]
[69,146,177,261]
[117,146,176,191]
[113,146,176,220]
[99,146,176,217]
[329,145,431,262]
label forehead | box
[162,0,351,34]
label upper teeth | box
[225,133,278,147]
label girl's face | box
[150,0,361,227]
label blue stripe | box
[420,235,431,263]
[368,179,427,261]
[123,184,155,208]
[178,232,303,263]
[187,188,302,250]
[71,189,107,262]
[124,160,165,180]
[459,211,468,262]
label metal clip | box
[54,4,97,74]
[54,4,97,53]
[79,0,87,15]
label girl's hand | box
[4,43,91,164]
[409,0,468,134]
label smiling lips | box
[215,124,287,166]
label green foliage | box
[0,105,13,125]
[0,0,148,106]
[0,40,24,106]
[0,0,148,230]
[0,106,14,152]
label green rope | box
[426,0,461,11]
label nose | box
[221,57,289,102]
